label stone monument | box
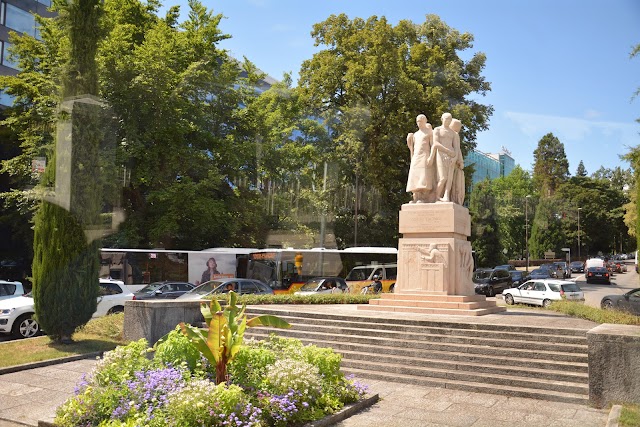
[359,113,505,315]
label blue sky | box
[164,0,640,175]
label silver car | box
[502,279,584,307]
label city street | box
[569,261,638,308]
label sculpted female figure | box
[449,118,466,205]
[406,114,435,203]
[428,113,460,203]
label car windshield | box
[191,280,225,295]
[530,269,547,275]
[137,283,164,293]
[473,270,492,280]
[570,262,582,266]
[300,279,323,291]
[510,271,523,278]
[345,268,375,281]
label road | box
[569,261,638,308]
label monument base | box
[358,292,505,316]
[361,202,506,316]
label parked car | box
[540,263,562,278]
[0,279,133,339]
[585,267,611,284]
[509,270,528,287]
[527,268,553,280]
[0,280,25,301]
[553,262,571,279]
[177,278,273,300]
[133,281,195,300]
[494,264,517,272]
[472,268,512,297]
[601,288,640,315]
[294,277,349,295]
[569,261,585,273]
[502,280,585,307]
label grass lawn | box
[620,404,640,427]
[0,313,126,368]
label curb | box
[606,405,622,427]
[0,352,103,376]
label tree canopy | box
[532,132,569,197]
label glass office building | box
[464,148,515,189]
[0,0,54,105]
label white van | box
[345,263,397,293]
[585,258,605,270]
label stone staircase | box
[243,307,590,405]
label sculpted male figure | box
[406,114,435,203]
[428,113,459,202]
[449,118,465,205]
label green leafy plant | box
[180,291,291,384]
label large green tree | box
[532,133,569,197]
[298,13,493,218]
[528,196,564,259]
[469,179,505,268]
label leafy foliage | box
[532,133,569,197]
[469,179,505,267]
[179,291,291,384]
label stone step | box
[341,367,590,405]
[244,306,590,337]
[246,328,588,364]
[339,358,588,395]
[253,334,588,374]
[251,317,587,354]
[335,349,588,384]
[250,313,587,345]
[358,302,506,316]
[265,321,587,353]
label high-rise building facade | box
[464,147,515,189]
[0,0,54,104]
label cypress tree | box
[32,0,104,342]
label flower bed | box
[54,331,369,426]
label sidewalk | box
[0,307,612,426]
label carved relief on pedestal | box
[457,244,475,295]
[400,242,450,293]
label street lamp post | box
[577,207,582,260]
[525,195,531,272]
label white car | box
[502,279,585,308]
[294,277,349,295]
[0,280,25,301]
[0,279,133,339]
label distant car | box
[553,262,571,279]
[569,261,584,273]
[527,268,553,280]
[503,280,585,307]
[494,264,517,272]
[472,268,513,297]
[509,271,528,287]
[177,278,273,300]
[0,279,133,339]
[585,267,611,284]
[294,277,349,295]
[601,288,640,315]
[0,280,25,302]
[133,281,195,300]
[540,263,562,278]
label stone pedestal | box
[359,202,505,316]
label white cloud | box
[504,111,638,146]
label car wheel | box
[601,299,614,310]
[487,286,495,297]
[504,294,514,305]
[542,299,552,308]
[12,314,40,339]
[107,306,124,315]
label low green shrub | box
[548,300,640,325]
[210,293,379,305]
[55,334,368,427]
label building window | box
[4,3,37,36]
[1,41,19,69]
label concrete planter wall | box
[587,323,640,407]
[123,300,205,345]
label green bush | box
[210,293,379,305]
[154,327,207,374]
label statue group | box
[406,113,465,205]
